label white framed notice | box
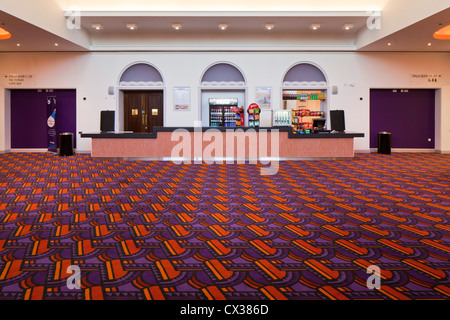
[255,87,272,109]
[174,87,191,111]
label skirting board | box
[369,148,436,153]
[6,149,86,154]
[93,157,354,162]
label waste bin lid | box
[379,131,391,134]
[60,132,73,135]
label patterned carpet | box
[0,152,449,300]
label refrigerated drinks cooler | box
[273,110,291,126]
[209,98,238,127]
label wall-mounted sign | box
[174,87,190,111]
[410,73,445,86]
[3,74,36,86]
[255,87,272,109]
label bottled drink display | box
[209,98,238,127]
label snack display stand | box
[247,103,261,127]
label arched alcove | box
[201,63,246,86]
[119,63,164,86]
[283,63,327,87]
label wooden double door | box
[124,91,163,133]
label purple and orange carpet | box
[0,152,448,300]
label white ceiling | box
[0,0,449,52]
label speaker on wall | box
[332,85,338,95]
[100,110,115,132]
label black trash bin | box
[59,132,74,156]
[378,131,391,154]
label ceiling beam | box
[356,0,450,50]
[1,0,91,50]
[70,10,373,18]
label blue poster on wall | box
[47,96,57,153]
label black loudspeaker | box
[330,110,345,132]
[100,110,115,132]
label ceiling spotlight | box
[172,23,182,30]
[16,43,21,47]
[92,24,103,30]
[127,23,137,30]
[265,24,275,30]
[219,24,228,31]
[54,43,59,46]
[344,24,354,30]
[387,42,392,46]
[427,42,432,46]
[310,24,320,31]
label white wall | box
[1,51,449,153]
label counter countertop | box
[80,127,364,139]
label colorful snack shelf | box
[282,93,326,101]
[247,103,261,127]
[291,108,325,134]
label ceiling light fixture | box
[16,43,20,47]
[0,27,11,40]
[172,23,182,30]
[127,23,137,30]
[219,24,228,31]
[54,43,59,46]
[344,24,354,30]
[265,24,275,30]
[387,42,392,46]
[310,24,320,31]
[427,42,432,46]
[433,24,450,40]
[92,24,103,30]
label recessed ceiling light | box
[219,24,228,31]
[344,24,353,30]
[127,23,137,30]
[16,43,20,47]
[54,43,59,46]
[427,42,432,46]
[310,24,320,31]
[172,23,182,30]
[265,24,275,30]
[92,24,103,30]
[387,42,392,46]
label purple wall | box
[370,89,435,149]
[11,90,77,149]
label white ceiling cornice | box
[68,10,374,18]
